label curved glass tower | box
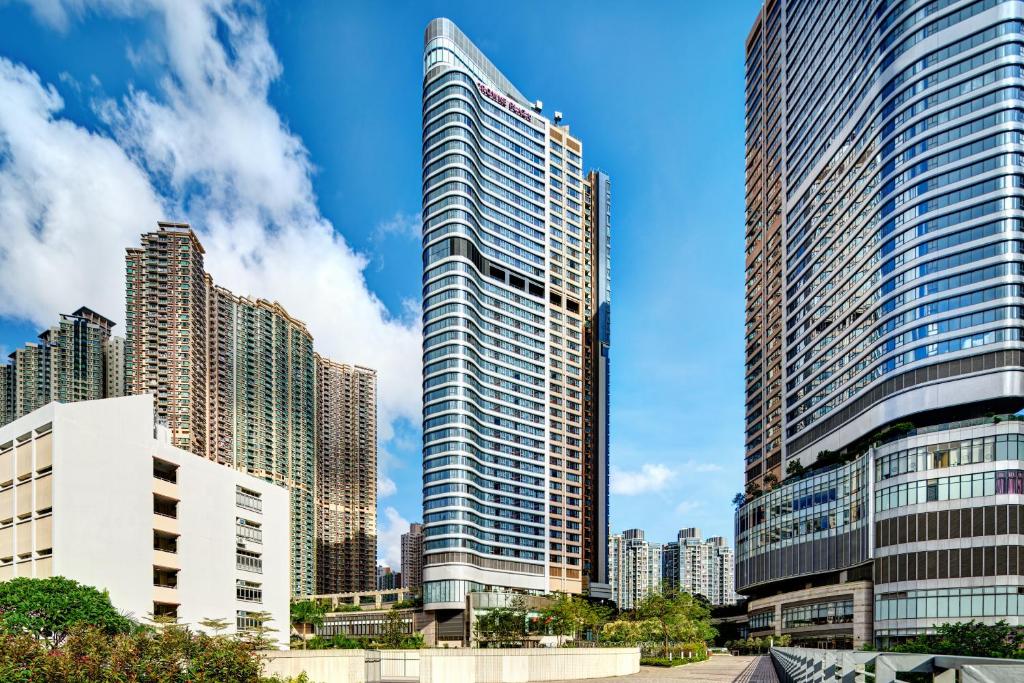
[738,0,1024,647]
[420,18,610,625]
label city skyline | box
[0,1,759,565]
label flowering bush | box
[0,624,270,683]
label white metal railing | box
[236,552,263,573]
[236,523,262,544]
[236,490,262,513]
[772,646,1024,683]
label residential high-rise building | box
[0,366,9,426]
[377,565,400,591]
[608,529,662,610]
[0,307,123,428]
[126,222,209,455]
[420,18,610,632]
[662,528,736,607]
[737,0,1024,647]
[105,336,126,398]
[0,395,290,645]
[583,170,612,600]
[315,357,377,594]
[401,523,424,592]
[126,222,342,597]
[742,0,784,491]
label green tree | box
[893,621,1024,659]
[377,610,408,649]
[289,600,326,648]
[199,617,232,635]
[601,619,645,645]
[0,576,134,647]
[239,610,278,650]
[635,590,716,657]
[539,593,611,642]
[475,595,529,647]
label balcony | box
[152,566,179,605]
[236,550,262,574]
[154,549,180,570]
[236,522,262,545]
[236,488,262,513]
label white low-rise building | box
[0,395,289,645]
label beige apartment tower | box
[314,357,377,594]
[126,222,209,456]
[126,222,321,596]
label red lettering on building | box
[477,82,532,123]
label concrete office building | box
[662,528,737,607]
[315,357,377,594]
[608,529,662,610]
[420,18,611,637]
[0,307,125,427]
[401,522,424,592]
[0,395,289,644]
[738,0,1024,647]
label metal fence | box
[771,646,1024,683]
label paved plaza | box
[550,655,777,683]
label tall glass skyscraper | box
[738,0,1024,647]
[420,18,611,635]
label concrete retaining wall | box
[261,649,366,683]
[261,647,640,683]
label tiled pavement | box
[551,655,778,683]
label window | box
[236,580,262,603]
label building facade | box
[401,522,424,592]
[0,396,290,644]
[419,17,610,627]
[126,222,209,455]
[608,529,662,610]
[662,528,737,607]
[315,357,377,594]
[583,170,612,600]
[127,222,365,597]
[742,0,785,490]
[0,307,124,427]
[737,0,1024,647]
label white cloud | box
[1,0,421,445]
[372,210,421,242]
[610,459,722,496]
[675,500,702,515]
[611,463,675,495]
[377,474,397,498]
[377,506,409,569]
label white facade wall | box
[0,396,289,645]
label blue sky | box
[0,0,760,563]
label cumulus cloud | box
[674,500,702,515]
[611,463,675,495]
[372,210,422,242]
[611,459,722,495]
[377,474,397,498]
[377,506,410,570]
[0,0,421,440]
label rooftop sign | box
[476,82,532,123]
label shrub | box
[0,576,134,646]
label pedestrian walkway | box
[549,654,778,683]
